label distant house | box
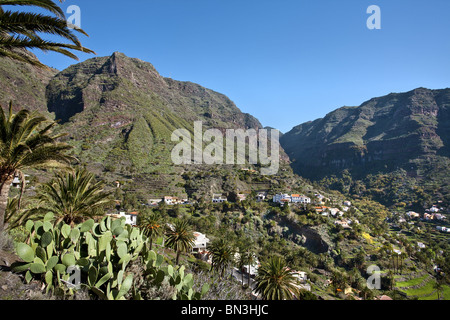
[437,226,450,233]
[343,201,352,207]
[237,194,247,202]
[148,198,163,206]
[10,174,30,188]
[423,213,434,220]
[329,208,340,216]
[417,242,426,249]
[430,206,439,213]
[273,193,291,204]
[315,206,329,213]
[192,232,210,253]
[406,211,420,219]
[234,253,259,277]
[108,211,138,226]
[164,196,177,205]
[292,270,308,283]
[291,195,311,204]
[256,192,267,202]
[434,214,446,220]
[212,194,227,203]
[11,176,21,188]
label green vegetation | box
[11,213,208,300]
[0,0,94,68]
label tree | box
[139,210,163,250]
[31,168,113,226]
[246,250,257,288]
[0,0,94,68]
[210,238,235,279]
[433,279,443,300]
[0,103,74,231]
[235,245,247,285]
[331,270,346,295]
[254,255,299,300]
[165,219,195,265]
[3,195,35,229]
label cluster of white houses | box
[272,193,311,204]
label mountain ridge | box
[280,86,450,206]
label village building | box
[406,211,420,219]
[107,211,138,226]
[256,192,267,202]
[212,194,227,203]
[237,193,247,202]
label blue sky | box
[30,0,450,133]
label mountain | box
[0,51,57,114]
[281,87,450,206]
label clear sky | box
[30,0,450,133]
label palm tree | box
[0,0,94,68]
[3,195,35,230]
[254,255,299,300]
[246,250,257,288]
[331,270,346,296]
[139,210,163,250]
[31,167,113,226]
[210,238,235,279]
[0,103,74,231]
[235,245,247,285]
[165,219,195,265]
[433,280,443,300]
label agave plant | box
[0,0,95,67]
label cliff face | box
[0,53,57,114]
[44,52,264,175]
[47,52,261,129]
[280,88,450,180]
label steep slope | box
[0,51,57,114]
[45,52,280,199]
[281,88,450,206]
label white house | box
[256,192,267,202]
[291,194,311,204]
[192,232,210,253]
[273,193,310,204]
[429,206,439,213]
[164,196,176,205]
[10,174,30,188]
[434,214,446,220]
[273,193,291,203]
[343,201,352,207]
[212,194,227,203]
[406,211,420,219]
[237,194,247,202]
[111,211,138,226]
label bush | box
[0,230,14,252]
